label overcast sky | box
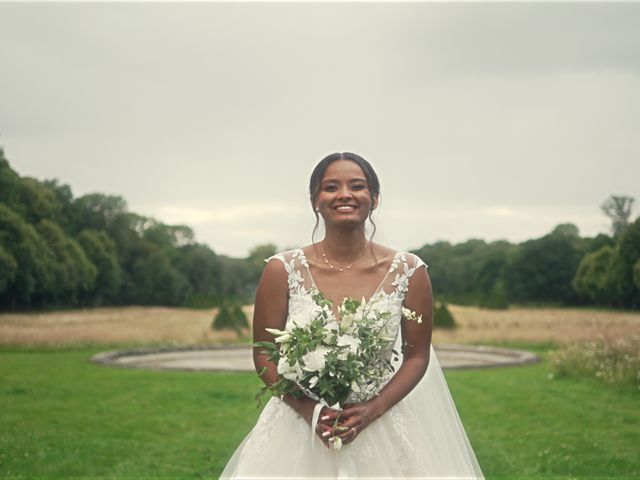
[1,2,638,257]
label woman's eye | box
[352,184,366,190]
[324,185,337,191]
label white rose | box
[289,292,323,328]
[337,334,361,354]
[302,347,330,372]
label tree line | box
[412,197,639,309]
[1,147,638,311]
[0,148,276,311]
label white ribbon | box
[310,400,328,449]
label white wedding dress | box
[220,249,484,479]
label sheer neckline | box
[296,248,400,307]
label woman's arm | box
[253,259,328,430]
[326,263,433,445]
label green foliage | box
[433,301,456,329]
[124,243,192,306]
[572,245,616,305]
[77,229,122,304]
[212,300,249,335]
[504,229,582,305]
[0,244,18,292]
[143,221,195,250]
[36,219,97,305]
[413,239,513,307]
[0,203,55,306]
[478,278,509,309]
[612,217,640,307]
[175,244,223,304]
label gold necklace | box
[321,241,369,272]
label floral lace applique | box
[285,258,304,292]
[388,252,407,273]
[391,253,428,299]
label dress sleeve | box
[411,253,428,272]
[264,252,286,265]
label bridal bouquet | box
[255,288,422,412]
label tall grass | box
[549,335,640,389]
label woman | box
[221,153,484,478]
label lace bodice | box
[265,248,428,387]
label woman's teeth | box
[336,206,355,211]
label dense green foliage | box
[413,218,639,309]
[0,149,274,311]
[0,344,638,478]
[1,147,638,311]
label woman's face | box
[314,159,378,226]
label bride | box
[220,152,484,479]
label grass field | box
[1,343,639,479]
[1,305,639,479]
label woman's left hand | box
[319,400,382,447]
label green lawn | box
[1,343,638,479]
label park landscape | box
[1,152,640,478]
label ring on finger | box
[350,426,357,437]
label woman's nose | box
[336,187,353,199]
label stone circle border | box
[90,343,539,372]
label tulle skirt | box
[220,345,484,479]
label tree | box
[0,203,55,309]
[71,193,128,233]
[36,219,97,306]
[175,243,223,307]
[606,217,640,307]
[77,229,122,304]
[572,245,615,305]
[123,242,192,306]
[505,228,582,305]
[0,150,23,210]
[0,245,17,293]
[601,195,635,239]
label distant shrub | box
[549,335,640,389]
[433,301,456,329]
[212,300,249,336]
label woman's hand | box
[317,401,383,447]
[287,396,336,449]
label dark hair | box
[309,152,381,265]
